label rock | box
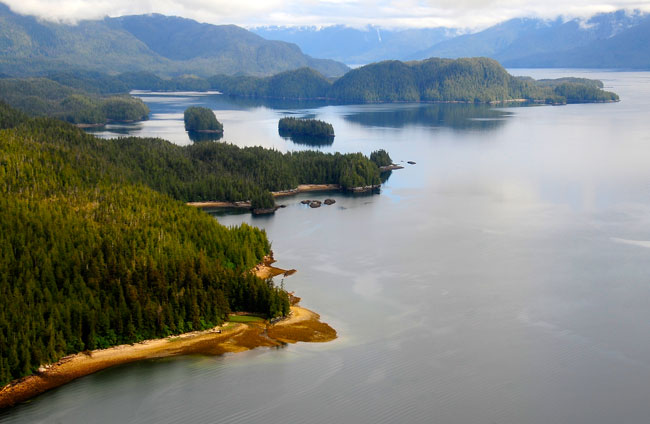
[324,198,336,205]
[309,200,322,208]
[407,161,416,165]
[301,199,311,204]
[252,206,279,215]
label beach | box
[0,261,334,409]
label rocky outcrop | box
[324,199,336,205]
[309,201,322,208]
[379,164,404,172]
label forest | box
[0,101,390,386]
[0,78,149,125]
[0,103,296,386]
[211,59,619,104]
[184,106,224,133]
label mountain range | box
[0,4,349,77]
[254,10,650,69]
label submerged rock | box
[324,199,336,205]
[301,199,311,204]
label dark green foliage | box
[0,78,149,124]
[370,149,393,167]
[184,107,223,133]
[544,81,619,103]
[209,68,332,99]
[251,190,276,210]
[209,58,618,105]
[0,104,293,386]
[278,117,334,138]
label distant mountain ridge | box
[0,4,349,77]
[414,10,650,68]
[253,10,650,69]
[252,25,461,64]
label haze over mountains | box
[0,4,348,77]
[254,10,650,68]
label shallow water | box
[3,70,650,424]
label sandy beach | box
[0,260,334,409]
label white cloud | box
[2,0,650,29]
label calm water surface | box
[3,70,650,424]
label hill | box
[211,58,618,104]
[0,4,349,77]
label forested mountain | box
[411,10,650,68]
[0,4,348,77]
[252,25,460,64]
[211,58,619,104]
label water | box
[3,70,650,423]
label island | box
[183,106,223,134]
[210,58,619,104]
[278,117,335,145]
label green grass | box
[228,315,265,323]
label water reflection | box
[343,103,513,130]
[188,131,224,142]
[278,132,335,147]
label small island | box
[279,117,335,140]
[184,106,223,134]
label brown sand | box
[271,184,341,198]
[252,253,296,279]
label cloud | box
[2,0,649,29]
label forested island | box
[184,106,223,133]
[278,116,334,140]
[211,58,619,104]
[0,78,149,125]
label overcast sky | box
[2,0,650,29]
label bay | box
[3,70,650,424]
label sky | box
[2,0,650,29]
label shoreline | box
[0,261,333,410]
[187,182,385,210]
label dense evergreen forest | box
[370,149,393,167]
[0,102,299,386]
[278,117,335,138]
[184,107,223,133]
[0,78,149,125]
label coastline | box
[0,261,334,410]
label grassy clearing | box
[228,315,265,323]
